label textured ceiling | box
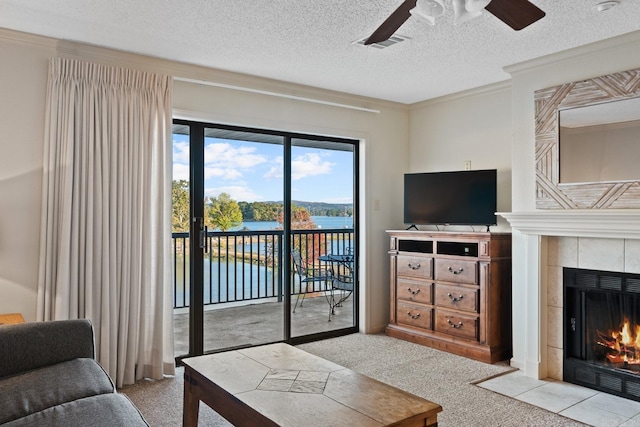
[2,0,640,104]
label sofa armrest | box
[0,319,95,378]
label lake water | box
[230,215,353,231]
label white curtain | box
[37,57,175,387]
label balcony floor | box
[173,293,354,357]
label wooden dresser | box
[386,230,512,363]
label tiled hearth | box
[478,370,640,426]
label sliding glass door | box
[290,137,357,337]
[171,120,358,357]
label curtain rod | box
[174,77,381,114]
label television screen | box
[404,169,497,227]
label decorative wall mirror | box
[535,67,640,209]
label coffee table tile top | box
[185,350,270,395]
[238,342,345,372]
[290,379,326,394]
[183,343,442,427]
[325,368,437,425]
[257,368,330,394]
[238,390,382,427]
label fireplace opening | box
[564,268,640,401]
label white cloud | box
[172,140,190,180]
[322,196,354,204]
[265,153,334,180]
[204,167,243,180]
[292,153,334,180]
[264,157,283,179]
[172,163,189,180]
[205,185,263,202]
[173,141,268,183]
[204,143,266,170]
[172,140,189,164]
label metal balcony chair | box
[291,249,332,313]
[327,258,354,321]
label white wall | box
[408,83,513,232]
[0,32,53,321]
[0,29,409,332]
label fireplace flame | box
[598,318,640,365]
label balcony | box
[171,228,355,356]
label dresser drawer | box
[434,258,477,284]
[397,301,432,330]
[397,255,432,279]
[397,278,432,304]
[434,283,478,313]
[435,310,479,341]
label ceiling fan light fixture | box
[410,0,445,25]
[594,0,620,12]
[465,0,491,13]
[452,0,483,25]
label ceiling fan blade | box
[365,0,417,45]
[485,0,545,31]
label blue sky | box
[172,134,354,204]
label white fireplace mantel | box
[498,210,640,239]
[497,210,640,380]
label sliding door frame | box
[174,118,359,356]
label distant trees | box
[205,192,243,231]
[277,205,325,263]
[238,201,351,220]
[172,182,243,232]
[238,201,281,222]
[276,204,316,230]
[299,205,353,217]
[172,180,190,232]
[172,180,353,233]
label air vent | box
[599,275,622,291]
[626,277,640,294]
[353,34,410,49]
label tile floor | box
[477,370,640,427]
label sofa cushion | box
[2,393,149,427]
[0,358,114,424]
[0,320,95,378]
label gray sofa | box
[0,319,149,426]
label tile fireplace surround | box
[499,211,640,382]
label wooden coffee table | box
[182,343,441,427]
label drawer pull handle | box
[447,292,464,302]
[447,319,463,329]
[406,311,421,320]
[407,287,421,296]
[448,266,464,274]
[408,262,421,270]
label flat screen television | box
[404,169,497,228]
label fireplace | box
[564,267,640,401]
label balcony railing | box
[171,228,354,309]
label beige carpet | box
[121,333,588,426]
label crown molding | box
[409,80,511,110]
[504,30,640,77]
[0,27,57,49]
[0,27,407,114]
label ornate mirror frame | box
[535,67,640,209]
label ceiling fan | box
[365,0,545,45]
